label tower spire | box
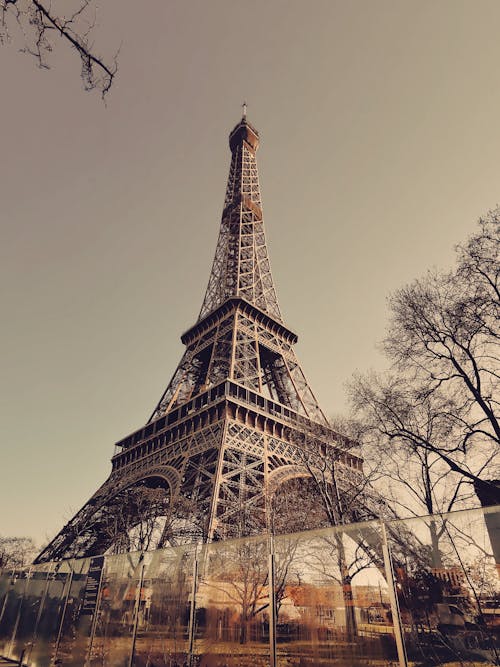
[198,115,282,322]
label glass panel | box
[194,535,271,666]
[387,506,500,667]
[0,570,13,629]
[89,551,142,666]
[132,545,195,666]
[27,561,75,666]
[4,506,500,665]
[52,557,93,666]
[274,523,399,666]
[7,564,53,663]
[0,569,27,657]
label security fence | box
[1,505,500,666]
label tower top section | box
[198,115,282,323]
[229,116,260,153]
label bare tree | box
[201,535,300,645]
[102,485,170,554]
[351,212,499,503]
[1,0,117,95]
[276,425,390,639]
[349,372,480,565]
[0,535,37,568]
[201,538,269,645]
[457,211,500,310]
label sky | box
[1,0,500,546]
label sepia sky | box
[1,0,500,546]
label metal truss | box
[36,116,367,563]
[149,300,328,426]
[199,119,282,322]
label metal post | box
[187,547,199,667]
[25,563,54,663]
[128,557,145,667]
[7,568,32,659]
[53,566,74,662]
[84,562,105,667]
[381,521,408,667]
[268,534,277,667]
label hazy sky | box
[1,0,500,546]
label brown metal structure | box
[36,115,365,563]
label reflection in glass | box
[0,569,28,658]
[194,536,271,666]
[7,564,53,662]
[274,523,399,666]
[89,552,142,667]
[387,507,500,666]
[52,557,92,666]
[27,562,73,665]
[1,506,500,665]
[132,545,195,666]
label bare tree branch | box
[1,0,117,95]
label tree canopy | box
[0,535,37,568]
[350,210,499,509]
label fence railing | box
[1,505,500,666]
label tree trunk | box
[429,519,443,569]
[336,533,358,640]
[239,615,249,644]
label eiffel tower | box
[36,112,365,563]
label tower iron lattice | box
[36,116,367,564]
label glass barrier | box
[24,561,74,666]
[132,544,195,666]
[52,557,93,666]
[386,507,500,667]
[1,505,500,667]
[274,521,399,667]
[0,569,27,658]
[88,551,143,667]
[194,534,271,666]
[6,563,53,663]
